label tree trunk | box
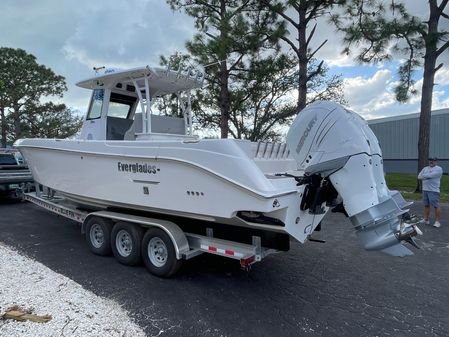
[0,106,6,147]
[219,59,230,138]
[416,1,439,192]
[297,4,307,112]
[218,0,230,139]
[13,102,22,141]
[416,56,436,192]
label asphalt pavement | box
[0,199,448,337]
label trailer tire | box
[141,228,182,278]
[85,216,113,256]
[111,222,143,266]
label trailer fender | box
[83,211,189,259]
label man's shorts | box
[422,190,440,208]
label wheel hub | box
[116,229,133,257]
[148,237,168,267]
[90,223,104,248]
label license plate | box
[9,184,19,189]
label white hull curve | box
[17,138,324,243]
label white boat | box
[15,65,421,256]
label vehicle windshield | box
[0,154,18,165]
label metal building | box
[368,108,449,174]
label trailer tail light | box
[240,255,255,268]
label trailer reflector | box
[201,244,244,258]
[225,250,234,256]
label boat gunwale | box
[17,143,299,199]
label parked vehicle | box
[0,149,33,199]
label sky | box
[1,0,448,121]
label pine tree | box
[167,0,287,139]
[0,47,82,144]
[261,0,346,111]
[332,0,449,191]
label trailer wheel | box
[141,228,182,278]
[85,216,112,256]
[111,222,143,266]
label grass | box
[385,172,449,203]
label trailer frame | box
[24,189,277,276]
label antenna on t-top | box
[93,66,105,74]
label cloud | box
[343,69,449,120]
[60,0,196,111]
[1,0,448,121]
[310,1,449,69]
[435,67,449,86]
[61,0,195,68]
[431,89,449,111]
[0,0,196,113]
[343,69,393,106]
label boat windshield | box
[107,93,137,119]
[87,89,104,120]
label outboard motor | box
[286,101,421,257]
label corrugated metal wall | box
[430,113,449,159]
[381,159,449,174]
[369,118,418,158]
[368,109,449,173]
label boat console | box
[77,66,204,141]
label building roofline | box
[368,108,449,124]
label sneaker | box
[433,221,441,228]
[420,219,430,225]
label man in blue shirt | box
[418,157,443,227]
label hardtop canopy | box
[76,66,204,97]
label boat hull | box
[16,138,326,243]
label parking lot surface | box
[0,200,448,337]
